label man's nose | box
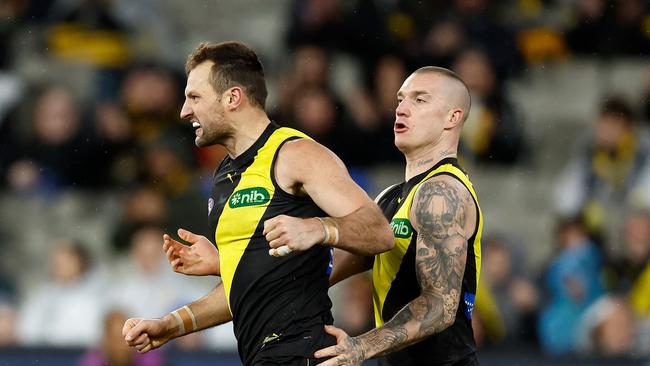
[180,100,192,119]
[396,101,409,117]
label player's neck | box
[224,109,271,158]
[404,144,456,181]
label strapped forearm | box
[322,204,393,256]
[164,282,233,339]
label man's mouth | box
[394,121,408,133]
[192,121,203,137]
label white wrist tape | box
[316,217,340,246]
[172,305,197,335]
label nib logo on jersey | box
[390,218,413,238]
[229,187,271,208]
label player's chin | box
[196,133,222,148]
[393,139,407,152]
[195,136,211,148]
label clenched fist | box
[122,317,175,353]
[263,215,325,257]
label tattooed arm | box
[315,175,476,365]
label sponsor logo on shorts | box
[229,187,270,208]
[390,218,413,238]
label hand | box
[314,325,366,366]
[122,317,174,353]
[263,215,324,257]
[163,228,220,276]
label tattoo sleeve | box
[357,177,471,359]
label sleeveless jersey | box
[208,123,334,365]
[373,158,483,366]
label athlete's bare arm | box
[314,175,476,365]
[264,139,393,256]
[329,249,373,286]
[329,184,398,286]
[123,282,231,353]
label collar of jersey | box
[227,121,280,171]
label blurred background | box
[0,0,650,365]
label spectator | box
[402,0,520,78]
[111,186,169,252]
[4,85,109,192]
[475,236,539,346]
[275,44,332,123]
[286,0,345,51]
[79,308,164,366]
[453,48,525,165]
[92,101,139,188]
[110,225,205,319]
[383,0,451,64]
[567,0,650,57]
[18,239,107,347]
[575,296,638,357]
[141,136,195,197]
[119,64,186,146]
[0,300,18,347]
[194,144,228,196]
[419,18,466,70]
[286,0,389,80]
[290,87,362,165]
[565,0,609,56]
[538,218,605,355]
[612,210,650,318]
[554,97,650,231]
[141,138,208,240]
[454,0,522,78]
[110,225,224,350]
[344,55,405,165]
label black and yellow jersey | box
[208,122,334,365]
[373,158,483,366]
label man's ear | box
[445,108,465,129]
[225,87,244,110]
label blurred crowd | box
[0,0,650,363]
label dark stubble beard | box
[196,111,235,148]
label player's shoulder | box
[273,135,347,192]
[281,136,322,151]
[414,173,473,205]
[278,137,340,166]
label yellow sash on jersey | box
[216,127,310,314]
